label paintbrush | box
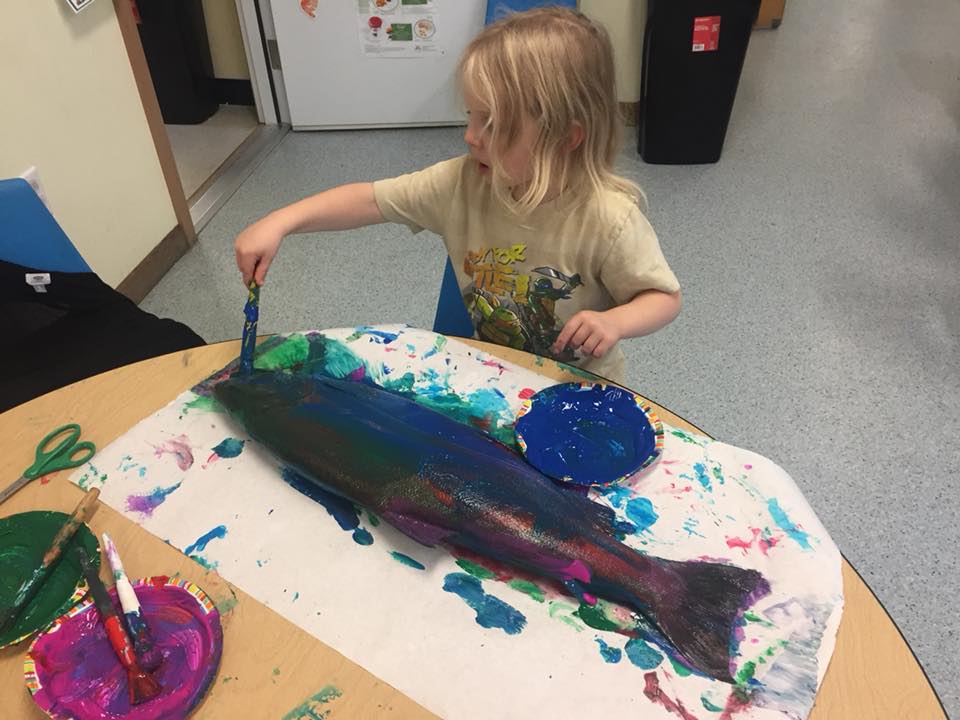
[238,280,261,375]
[78,547,161,705]
[102,532,163,671]
[0,488,100,634]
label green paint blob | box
[670,429,705,446]
[701,694,724,712]
[548,601,584,631]
[214,595,239,615]
[381,372,416,393]
[273,667,282,676]
[366,512,380,527]
[574,602,621,632]
[0,511,100,647]
[182,395,221,414]
[669,656,693,677]
[389,551,425,570]
[306,336,366,379]
[735,660,757,685]
[508,579,545,603]
[455,558,497,580]
[742,611,773,627]
[281,685,343,720]
[256,334,310,371]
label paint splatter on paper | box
[125,482,182,516]
[443,573,527,635]
[153,434,194,470]
[184,525,228,570]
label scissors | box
[0,424,96,505]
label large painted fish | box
[214,372,769,681]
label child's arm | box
[552,289,682,359]
[235,182,384,286]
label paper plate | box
[25,576,223,720]
[515,382,663,487]
[0,511,99,648]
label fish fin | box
[381,510,454,547]
[646,559,771,682]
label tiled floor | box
[165,105,259,198]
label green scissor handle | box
[23,423,97,479]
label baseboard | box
[116,224,192,303]
[620,101,639,127]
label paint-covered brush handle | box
[103,533,162,671]
[0,488,100,633]
[238,282,261,375]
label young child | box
[235,7,680,384]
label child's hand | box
[553,310,621,358]
[235,215,286,286]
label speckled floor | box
[142,0,959,713]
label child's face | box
[464,92,538,189]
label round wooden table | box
[0,340,946,719]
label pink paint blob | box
[153,435,194,471]
[725,528,761,555]
[26,577,222,720]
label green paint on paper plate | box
[0,511,100,647]
[389,551,425,570]
[574,601,621,632]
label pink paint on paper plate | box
[153,435,194,471]
[25,577,223,720]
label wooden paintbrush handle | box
[41,488,100,567]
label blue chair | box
[432,256,474,338]
[0,178,90,272]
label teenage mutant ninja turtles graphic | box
[461,244,583,362]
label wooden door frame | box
[112,0,197,301]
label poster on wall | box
[358,0,443,57]
[64,0,97,13]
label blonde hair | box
[459,7,644,215]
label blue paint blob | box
[282,467,361,531]
[282,467,374,545]
[390,551,426,570]
[515,383,658,487]
[212,437,245,458]
[767,498,812,549]
[442,573,526,635]
[594,637,622,663]
[693,463,712,491]
[624,497,658,533]
[184,525,227,555]
[625,637,663,669]
[352,528,374,545]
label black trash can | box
[136,0,218,125]
[637,0,761,164]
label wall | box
[580,0,647,102]
[203,0,250,79]
[0,0,176,288]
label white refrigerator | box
[271,0,488,129]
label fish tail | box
[641,558,770,682]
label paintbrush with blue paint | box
[238,281,261,375]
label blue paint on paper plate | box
[515,382,660,487]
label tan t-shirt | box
[373,156,680,383]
